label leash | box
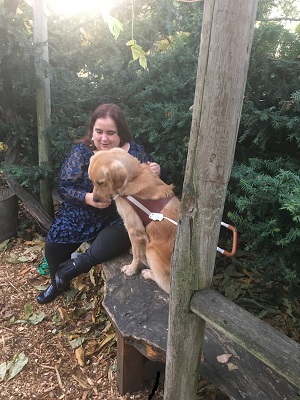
[126,195,178,226]
[123,195,238,257]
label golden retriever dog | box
[88,148,179,293]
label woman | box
[37,103,160,304]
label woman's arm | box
[129,141,161,176]
[58,144,91,207]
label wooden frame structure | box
[100,1,300,397]
[164,1,297,399]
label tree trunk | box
[33,0,54,217]
[164,1,258,399]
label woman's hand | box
[147,161,161,176]
[85,193,112,209]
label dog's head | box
[88,151,128,203]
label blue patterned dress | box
[46,141,153,244]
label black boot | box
[36,280,62,304]
[55,259,86,291]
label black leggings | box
[45,223,131,277]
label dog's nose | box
[93,197,100,203]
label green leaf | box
[18,256,31,262]
[102,14,123,40]
[139,55,148,70]
[131,43,145,58]
[24,303,33,320]
[27,312,45,325]
[0,362,7,381]
[6,352,29,382]
[126,39,135,46]
[126,41,148,69]
[0,239,10,252]
[69,337,85,349]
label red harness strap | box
[123,195,173,226]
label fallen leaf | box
[75,346,85,366]
[99,333,116,351]
[23,245,43,253]
[69,337,85,349]
[19,267,31,275]
[0,239,10,252]
[89,268,96,286]
[6,352,29,381]
[0,362,7,381]
[227,362,239,371]
[217,353,232,364]
[58,307,70,322]
[74,275,85,291]
[24,303,34,320]
[71,373,89,389]
[27,311,45,325]
[87,377,95,386]
[200,352,205,364]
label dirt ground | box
[0,237,228,400]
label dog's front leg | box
[121,230,148,276]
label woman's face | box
[92,117,121,151]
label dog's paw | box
[141,268,154,281]
[121,264,138,276]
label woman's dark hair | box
[77,103,133,149]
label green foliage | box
[239,23,300,153]
[228,158,300,285]
[226,14,300,287]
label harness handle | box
[217,222,238,257]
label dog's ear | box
[110,160,128,190]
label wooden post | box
[164,1,258,399]
[116,331,145,394]
[33,0,54,217]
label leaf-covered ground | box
[0,237,229,400]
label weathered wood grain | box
[102,255,298,399]
[165,1,259,398]
[190,288,300,388]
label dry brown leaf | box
[201,352,205,364]
[19,267,31,275]
[107,368,114,383]
[89,268,96,286]
[98,333,116,351]
[86,377,94,386]
[58,307,70,322]
[74,275,85,291]
[216,353,232,364]
[75,346,85,366]
[55,365,64,390]
[71,373,89,389]
[227,362,239,371]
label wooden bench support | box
[116,330,165,395]
[102,255,299,399]
[116,330,145,394]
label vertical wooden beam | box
[33,0,54,217]
[116,331,145,394]
[164,1,258,399]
